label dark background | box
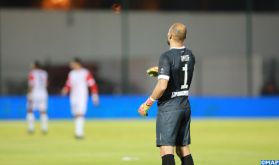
[1,0,279,11]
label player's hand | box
[27,92,32,101]
[61,87,68,96]
[138,97,155,117]
[92,94,99,106]
[147,66,159,77]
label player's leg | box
[71,101,82,138]
[176,145,193,165]
[26,97,35,133]
[39,99,48,134]
[176,145,190,157]
[157,113,175,165]
[72,98,87,139]
[157,102,184,165]
[74,113,85,139]
[160,146,175,165]
[176,101,194,165]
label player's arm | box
[138,79,169,117]
[27,72,34,103]
[28,72,34,94]
[61,76,71,95]
[150,79,169,100]
[86,72,99,106]
[138,54,170,117]
[45,72,49,87]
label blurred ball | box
[111,3,122,14]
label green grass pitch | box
[0,119,278,165]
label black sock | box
[162,154,175,165]
[181,154,194,165]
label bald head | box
[168,23,187,43]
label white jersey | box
[64,68,98,115]
[65,68,96,100]
[28,69,48,99]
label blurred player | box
[27,61,48,134]
[62,58,99,139]
[138,23,195,165]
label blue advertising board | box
[0,95,279,119]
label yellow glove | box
[138,97,155,117]
[146,66,158,77]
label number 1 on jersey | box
[181,64,188,89]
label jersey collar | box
[170,46,185,50]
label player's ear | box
[168,33,172,40]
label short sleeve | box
[28,72,34,87]
[86,71,96,86]
[158,54,170,80]
[191,51,196,65]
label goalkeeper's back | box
[157,47,195,105]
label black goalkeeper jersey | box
[157,47,195,105]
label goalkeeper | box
[138,23,195,165]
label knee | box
[160,146,174,157]
[176,148,182,158]
[75,114,84,118]
[177,145,191,157]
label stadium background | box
[0,0,278,165]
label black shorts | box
[156,97,191,147]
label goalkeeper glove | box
[138,97,155,117]
[147,66,159,77]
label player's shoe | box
[75,135,84,140]
[28,129,34,135]
[42,130,48,135]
